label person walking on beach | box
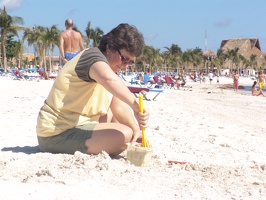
[59,19,84,65]
[198,72,204,84]
[216,72,220,84]
[37,23,149,156]
[257,70,265,91]
[208,71,214,84]
[251,81,266,97]
[233,70,239,92]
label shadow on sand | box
[1,146,41,154]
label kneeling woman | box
[36,24,149,156]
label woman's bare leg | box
[86,109,132,156]
[259,90,266,97]
[85,123,132,156]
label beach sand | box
[0,76,265,200]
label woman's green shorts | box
[37,123,97,154]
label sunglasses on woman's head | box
[117,50,134,65]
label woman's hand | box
[130,109,149,142]
[135,108,149,129]
[130,123,141,142]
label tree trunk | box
[43,49,47,72]
[18,55,21,69]
[1,33,8,72]
[47,47,52,72]
[51,46,54,72]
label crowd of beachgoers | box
[119,69,265,97]
[0,66,59,81]
[1,66,265,97]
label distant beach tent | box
[22,53,35,61]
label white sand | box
[0,76,265,200]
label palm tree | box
[224,48,240,72]
[211,57,221,73]
[30,26,46,69]
[24,25,60,70]
[216,48,227,70]
[191,48,203,70]
[182,48,203,71]
[237,54,247,75]
[135,46,161,73]
[10,39,24,69]
[150,47,163,73]
[262,54,266,70]
[0,7,24,72]
[250,54,258,71]
[164,44,183,72]
[182,50,193,69]
[160,51,171,72]
[84,21,92,48]
[164,44,182,56]
[90,27,104,47]
[23,27,38,65]
[141,45,154,72]
[43,25,60,72]
[84,22,104,47]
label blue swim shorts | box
[64,52,79,61]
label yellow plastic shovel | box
[138,95,149,148]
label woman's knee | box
[122,126,134,142]
[86,124,133,154]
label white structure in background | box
[220,68,256,76]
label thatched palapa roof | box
[220,38,265,61]
[203,49,216,58]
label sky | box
[1,0,266,56]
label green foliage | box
[0,6,24,71]
[6,33,17,58]
[85,21,104,47]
